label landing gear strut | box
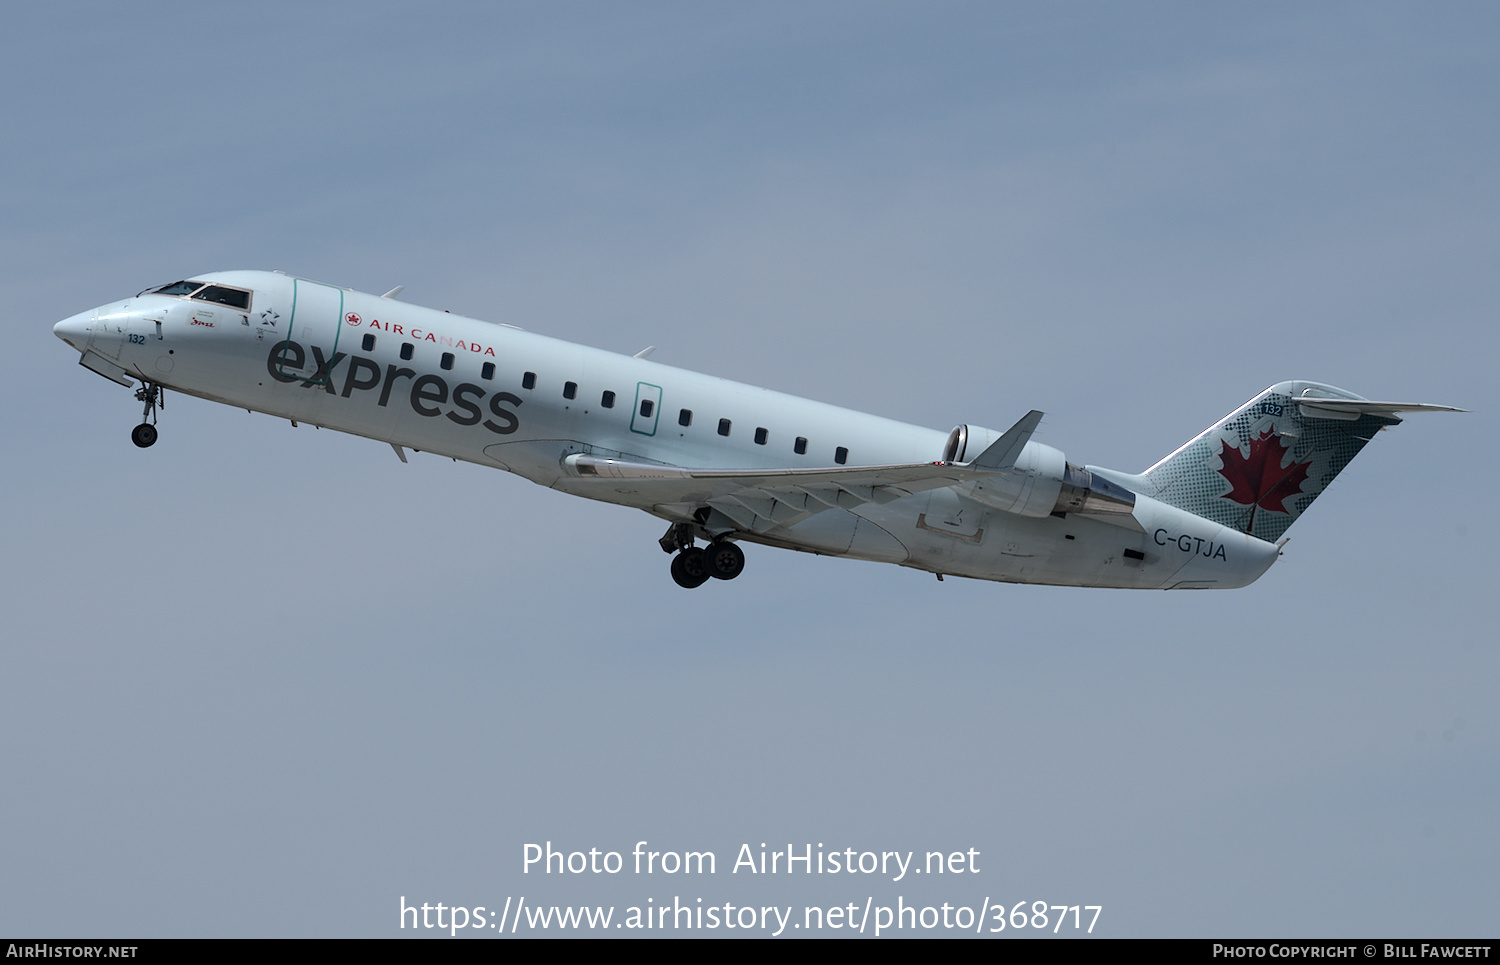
[661,523,746,588]
[132,381,163,448]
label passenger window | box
[440,352,454,371]
[835,447,848,465]
[361,333,376,352]
[678,409,692,427]
[794,436,807,455]
[601,390,615,408]
[640,399,655,418]
[522,372,536,390]
[754,427,768,446]
[400,343,414,361]
[564,381,577,400]
[718,419,731,437]
[481,362,495,380]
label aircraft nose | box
[53,308,94,351]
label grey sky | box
[1,2,1494,936]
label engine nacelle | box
[942,424,994,464]
[944,424,1138,519]
[1052,465,1137,516]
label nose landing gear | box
[132,381,163,448]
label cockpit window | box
[153,280,206,296]
[191,285,250,310]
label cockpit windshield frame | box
[142,280,253,311]
[190,285,252,310]
[146,280,208,297]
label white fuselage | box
[54,270,1280,589]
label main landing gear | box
[671,547,710,589]
[701,540,745,580]
[131,381,163,448]
[661,523,746,589]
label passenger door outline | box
[630,382,662,436]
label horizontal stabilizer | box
[969,410,1044,470]
[1295,397,1466,420]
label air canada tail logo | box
[1216,428,1311,530]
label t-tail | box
[1093,381,1461,543]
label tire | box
[703,541,745,580]
[131,423,158,448]
[671,547,710,588]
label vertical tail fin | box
[1129,381,1453,542]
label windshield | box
[151,280,206,296]
[191,285,250,309]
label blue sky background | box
[1,2,1495,937]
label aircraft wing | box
[561,454,991,533]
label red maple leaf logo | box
[1217,428,1311,527]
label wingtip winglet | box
[969,409,1044,470]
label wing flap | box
[563,454,990,532]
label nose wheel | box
[132,381,163,448]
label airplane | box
[52,270,1460,590]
